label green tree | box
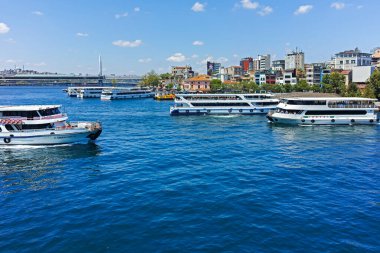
[241,81,259,92]
[160,73,172,80]
[210,79,223,92]
[141,70,160,87]
[366,69,380,99]
[346,83,360,97]
[166,83,174,90]
[293,80,310,92]
[283,83,293,93]
[322,72,346,95]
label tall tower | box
[98,55,103,76]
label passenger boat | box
[154,91,176,100]
[67,87,79,97]
[101,87,154,100]
[0,105,102,145]
[267,97,379,125]
[170,93,279,115]
[77,87,105,98]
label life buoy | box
[311,119,315,123]
[4,138,11,144]
[331,119,335,123]
[369,119,374,123]
[351,119,355,123]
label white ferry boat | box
[77,87,107,98]
[0,105,102,145]
[170,93,279,115]
[101,87,154,100]
[67,87,79,97]
[267,97,379,125]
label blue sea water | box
[0,86,379,252]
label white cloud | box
[199,56,228,65]
[331,2,345,10]
[241,0,259,10]
[32,11,43,16]
[115,12,128,19]
[0,22,10,34]
[192,54,199,58]
[294,5,313,15]
[258,6,273,16]
[138,58,152,63]
[112,40,142,47]
[167,53,186,62]
[76,32,89,37]
[192,40,204,46]
[191,2,205,12]
[134,7,140,12]
[217,57,228,63]
[31,62,46,67]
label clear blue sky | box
[0,0,378,75]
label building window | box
[198,85,200,89]
[346,60,349,64]
[351,60,355,64]
[340,61,343,64]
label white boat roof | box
[178,93,273,96]
[0,105,61,111]
[283,97,377,101]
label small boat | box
[170,93,279,115]
[267,97,379,125]
[0,105,102,145]
[154,92,176,100]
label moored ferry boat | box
[101,87,154,100]
[170,93,279,115]
[0,105,102,145]
[267,97,379,125]
[77,87,106,98]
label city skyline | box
[0,0,378,75]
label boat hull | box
[170,107,275,116]
[0,128,102,145]
[267,113,379,125]
[101,93,154,100]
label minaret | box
[98,55,103,76]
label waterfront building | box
[253,59,260,71]
[276,75,284,84]
[171,66,195,79]
[285,50,305,70]
[352,66,376,85]
[240,57,254,74]
[340,70,352,87]
[183,75,211,92]
[265,72,276,84]
[284,69,297,85]
[258,55,271,71]
[207,62,221,76]
[272,60,285,72]
[332,48,372,70]
[371,48,380,67]
[306,63,324,85]
[225,66,243,80]
[254,72,266,85]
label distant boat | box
[267,97,379,125]
[0,105,102,145]
[101,87,154,100]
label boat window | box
[276,109,303,114]
[305,110,367,115]
[254,102,279,106]
[39,108,60,116]
[327,100,375,108]
[191,102,250,107]
[287,100,326,105]
[21,123,52,130]
[5,124,14,131]
[3,110,39,118]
